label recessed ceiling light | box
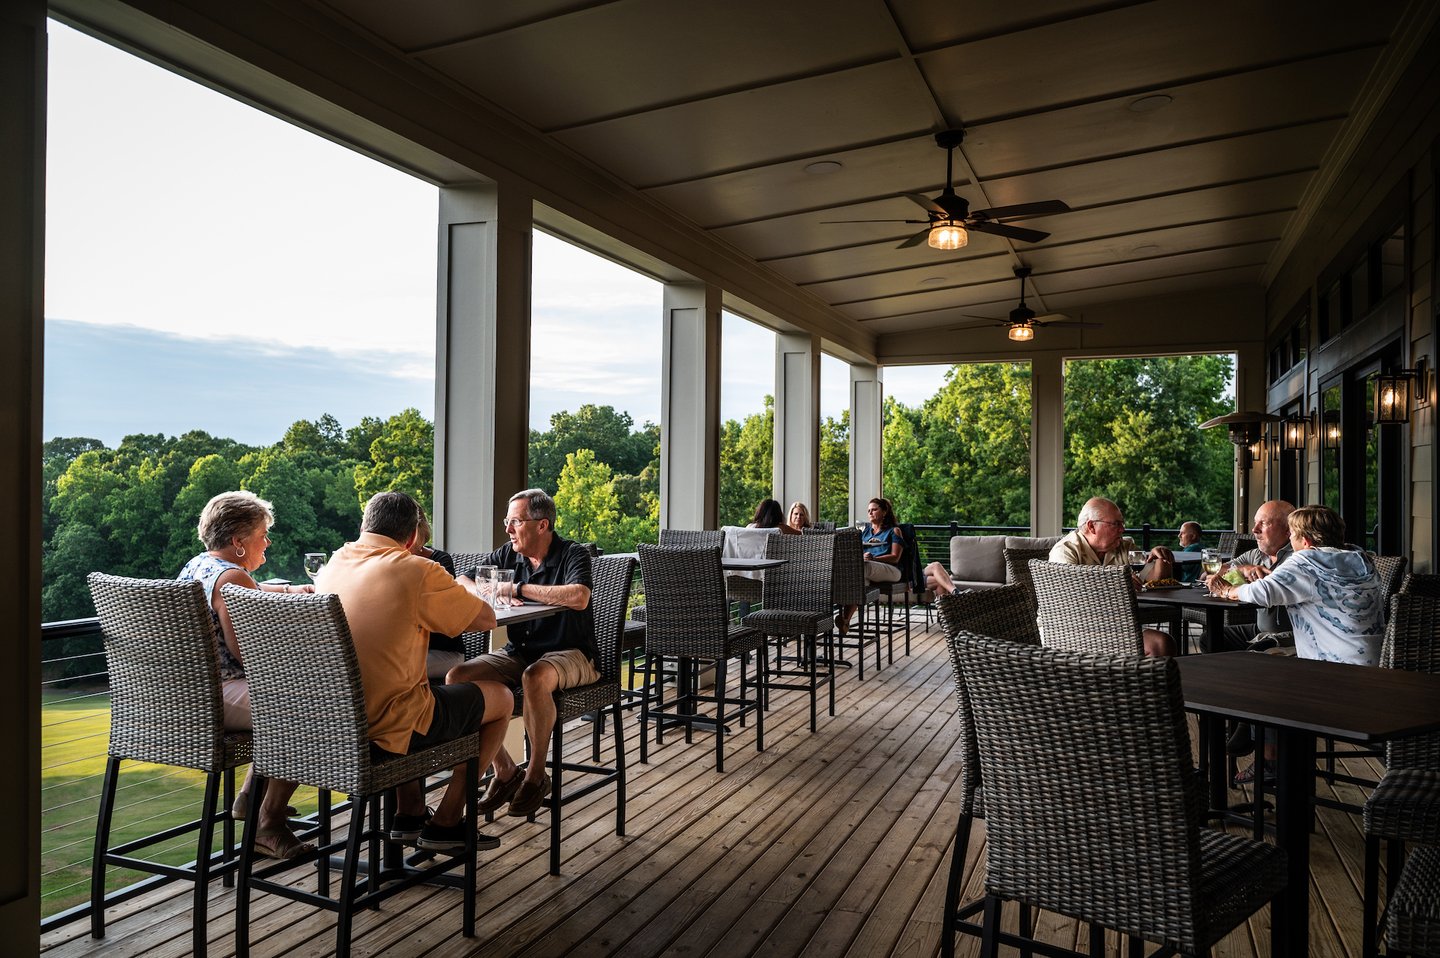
[803,160,843,175]
[1127,94,1173,114]
[919,276,946,286]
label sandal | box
[1232,761,1277,787]
[253,827,315,861]
[231,790,298,821]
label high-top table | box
[1176,652,1440,957]
[610,552,785,573]
[491,601,564,626]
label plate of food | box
[1141,578,1185,591]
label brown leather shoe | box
[506,773,551,818]
[477,771,523,815]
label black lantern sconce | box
[1280,413,1309,453]
[1322,410,1342,450]
[1374,358,1432,425]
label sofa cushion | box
[949,535,1007,585]
[1005,535,1064,555]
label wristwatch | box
[514,581,525,601]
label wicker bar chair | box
[221,587,481,958]
[86,573,252,957]
[934,585,1040,958]
[1361,592,1440,958]
[518,554,634,875]
[955,635,1288,956]
[1385,844,1440,957]
[637,544,765,772]
[448,550,493,659]
[742,533,836,732]
[1029,561,1148,654]
[826,527,882,679]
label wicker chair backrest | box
[659,529,724,551]
[637,544,731,657]
[830,527,867,605]
[936,584,1041,647]
[445,550,493,658]
[590,555,637,682]
[1216,531,1238,556]
[1382,592,1440,771]
[813,521,837,532]
[220,587,373,794]
[1002,547,1050,610]
[760,531,834,615]
[1373,554,1409,610]
[1029,560,1143,654]
[88,573,230,770]
[956,636,1206,947]
[1400,573,1440,598]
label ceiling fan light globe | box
[1007,324,1034,342]
[927,223,968,250]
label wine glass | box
[303,552,327,581]
[1200,548,1222,577]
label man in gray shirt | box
[1201,499,1295,652]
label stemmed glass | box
[303,552,327,581]
[1199,548,1221,591]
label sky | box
[43,20,945,446]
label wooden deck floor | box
[42,617,1388,957]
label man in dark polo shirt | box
[446,488,595,818]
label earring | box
[235,545,246,558]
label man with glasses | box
[1048,496,1175,656]
[447,488,597,819]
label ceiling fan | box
[824,129,1071,250]
[949,267,1102,342]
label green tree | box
[553,449,623,552]
[353,408,435,515]
[529,405,657,493]
[1062,356,1234,528]
[818,411,849,524]
[718,397,774,526]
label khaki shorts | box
[467,648,600,690]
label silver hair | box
[1077,497,1120,526]
[197,490,274,551]
[510,488,557,527]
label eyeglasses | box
[1090,518,1125,528]
[502,517,540,530]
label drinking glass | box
[1200,548,1222,577]
[1128,549,1147,568]
[303,552,327,581]
[492,569,516,603]
[474,565,497,601]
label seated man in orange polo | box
[1048,496,1175,657]
[316,491,514,852]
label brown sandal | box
[253,827,315,861]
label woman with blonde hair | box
[787,501,812,531]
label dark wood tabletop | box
[1176,650,1440,742]
[1136,588,1253,613]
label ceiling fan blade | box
[821,218,928,224]
[967,220,1050,244]
[896,227,932,249]
[1034,319,1103,329]
[903,192,945,215]
[947,320,1005,331]
[973,200,1071,220]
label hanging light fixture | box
[1007,323,1034,342]
[928,222,968,250]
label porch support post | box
[775,332,820,517]
[434,182,532,551]
[0,0,44,945]
[851,363,883,526]
[660,283,721,529]
[1032,353,1065,535]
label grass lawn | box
[40,690,322,919]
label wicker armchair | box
[1361,592,1440,958]
[449,550,493,659]
[1385,844,1440,957]
[1401,572,1440,597]
[954,635,1287,955]
[934,586,1040,957]
[221,587,481,958]
[659,528,724,549]
[522,554,634,875]
[829,527,882,678]
[742,533,836,732]
[86,573,252,956]
[1001,547,1049,611]
[1029,561,1147,654]
[636,544,766,772]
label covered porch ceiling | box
[53,0,1433,363]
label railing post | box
[1140,522,1152,550]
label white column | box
[774,332,820,514]
[660,283,721,529]
[0,0,45,943]
[850,363,883,526]
[434,182,532,551]
[1031,353,1065,535]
